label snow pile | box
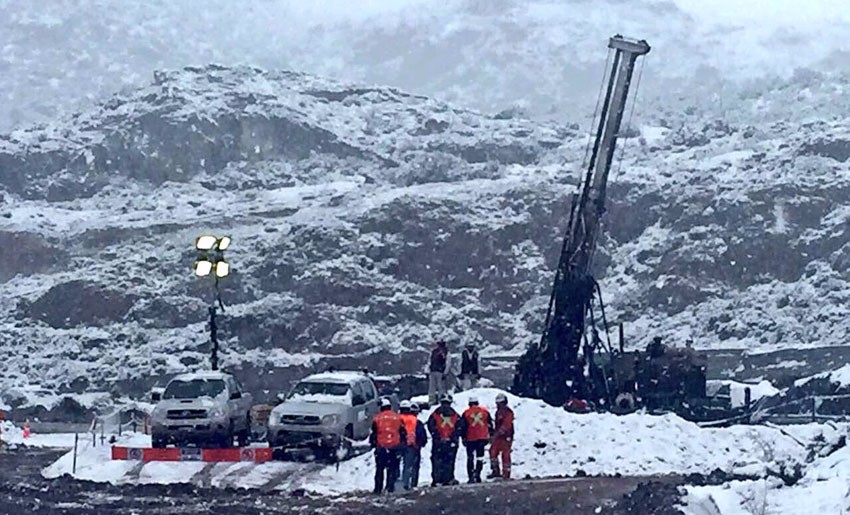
[44,389,828,495]
[681,424,850,515]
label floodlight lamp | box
[215,261,230,278]
[194,260,213,277]
[196,235,217,251]
[217,236,231,251]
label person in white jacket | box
[444,347,460,393]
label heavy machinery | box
[513,35,652,409]
[511,36,744,422]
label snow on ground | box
[41,389,837,495]
[681,423,850,514]
[1,421,78,448]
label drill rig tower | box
[513,35,650,407]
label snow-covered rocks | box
[3,63,850,402]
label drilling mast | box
[513,35,650,407]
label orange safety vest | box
[462,405,490,442]
[400,413,418,447]
[374,410,403,448]
[430,410,459,441]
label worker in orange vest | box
[369,397,407,494]
[399,400,428,490]
[427,394,460,486]
[488,393,514,480]
[459,396,493,483]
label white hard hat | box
[469,396,479,404]
[380,397,392,408]
[495,393,507,404]
[400,400,411,409]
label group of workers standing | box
[369,390,515,494]
[428,340,480,405]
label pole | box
[618,323,624,354]
[73,433,78,474]
[210,305,218,371]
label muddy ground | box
[0,447,686,514]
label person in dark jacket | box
[427,394,460,486]
[370,397,407,494]
[460,342,480,390]
[428,340,448,405]
[399,401,428,490]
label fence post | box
[744,387,751,412]
[812,396,817,423]
[73,433,78,474]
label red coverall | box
[489,404,514,479]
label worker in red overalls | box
[460,396,492,483]
[428,394,460,486]
[370,397,407,494]
[488,392,514,480]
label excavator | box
[512,36,721,420]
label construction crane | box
[513,35,650,408]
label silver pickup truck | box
[150,372,253,448]
[267,371,381,458]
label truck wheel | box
[328,426,353,463]
[219,421,234,449]
[236,414,251,447]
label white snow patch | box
[43,389,825,495]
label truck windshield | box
[163,379,226,399]
[289,382,350,398]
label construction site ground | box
[0,446,685,514]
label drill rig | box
[513,36,650,408]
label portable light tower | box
[194,235,231,371]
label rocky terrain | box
[2,63,850,407]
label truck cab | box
[150,372,253,448]
[267,371,380,455]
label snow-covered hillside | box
[2,0,850,130]
[3,63,850,401]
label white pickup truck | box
[267,371,384,458]
[150,372,253,448]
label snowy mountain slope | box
[2,0,850,130]
[3,64,850,401]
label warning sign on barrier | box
[112,446,273,463]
